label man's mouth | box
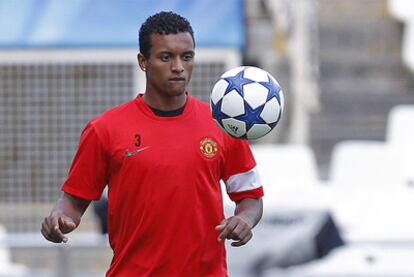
[169,77,185,82]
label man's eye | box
[183,54,193,61]
[161,55,170,61]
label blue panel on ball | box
[259,76,282,104]
[211,98,229,126]
[222,70,254,97]
[234,100,267,132]
[267,120,278,130]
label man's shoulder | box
[90,98,136,127]
[189,95,210,113]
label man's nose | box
[171,57,184,73]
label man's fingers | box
[231,232,253,247]
[215,219,228,231]
[46,216,59,232]
[52,217,71,243]
[53,224,68,243]
[231,240,244,247]
[41,228,61,243]
[47,216,64,242]
[41,218,52,234]
[218,221,237,241]
[231,224,247,240]
[216,216,254,245]
[223,223,249,241]
[65,220,76,230]
[41,222,52,241]
[215,224,226,231]
[41,217,60,243]
[238,228,251,241]
[41,214,75,244]
[41,222,63,243]
[41,228,52,242]
[58,216,76,233]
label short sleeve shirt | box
[62,95,263,277]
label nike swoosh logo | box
[125,146,149,157]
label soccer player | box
[41,11,264,276]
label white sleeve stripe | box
[225,166,262,193]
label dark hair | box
[139,11,195,58]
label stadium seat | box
[329,140,404,188]
[222,143,323,210]
[251,144,319,189]
[386,104,414,146]
[327,140,414,242]
[0,225,28,277]
[386,104,414,187]
[265,244,414,277]
[235,144,335,212]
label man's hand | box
[41,213,77,243]
[41,192,90,243]
[216,197,263,247]
[215,216,253,247]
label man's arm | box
[41,192,91,243]
[215,197,263,247]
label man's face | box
[140,32,195,97]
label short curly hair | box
[139,11,195,58]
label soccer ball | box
[210,66,284,140]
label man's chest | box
[106,119,225,175]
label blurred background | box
[1,0,414,276]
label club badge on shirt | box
[199,138,218,159]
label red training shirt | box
[62,94,263,277]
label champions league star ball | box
[210,66,284,140]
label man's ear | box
[137,53,147,72]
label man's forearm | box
[234,197,263,228]
[52,192,91,225]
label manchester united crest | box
[199,138,218,158]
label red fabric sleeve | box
[228,187,264,202]
[222,136,256,181]
[61,122,109,200]
[223,136,264,202]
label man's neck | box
[142,92,187,111]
